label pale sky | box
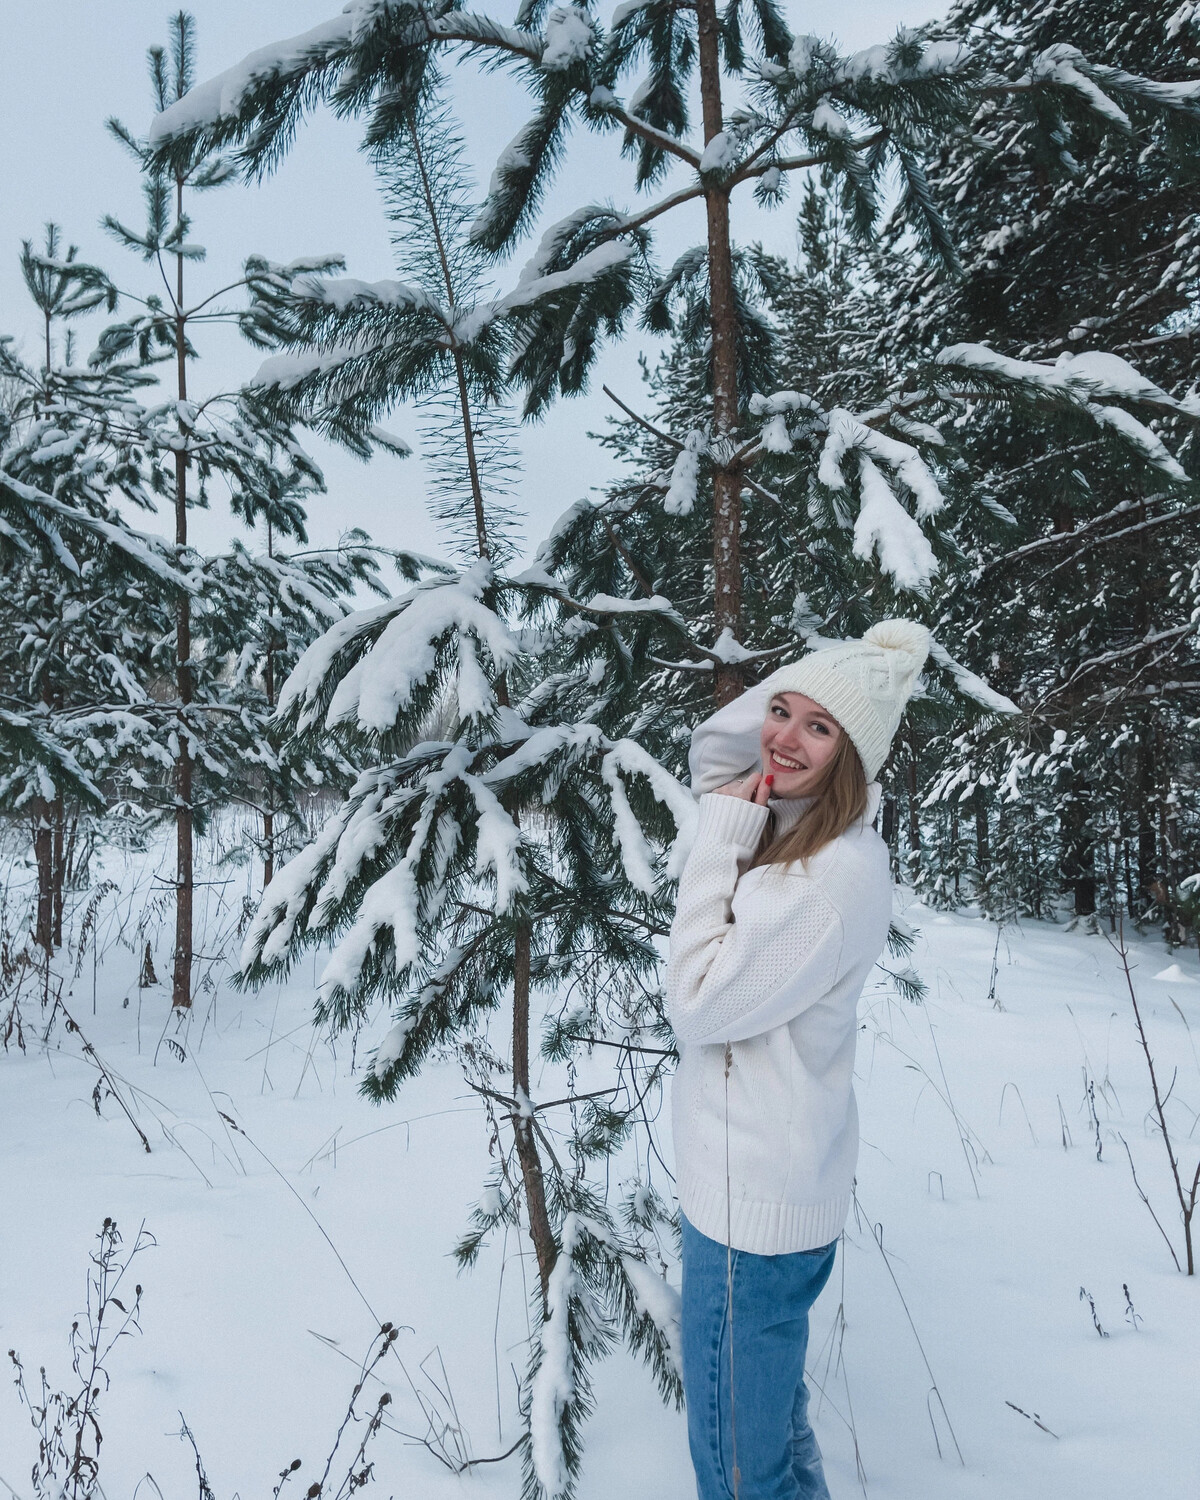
[1,1,944,568]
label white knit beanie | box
[761,619,931,780]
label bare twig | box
[1107,918,1198,1273]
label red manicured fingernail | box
[765,774,774,786]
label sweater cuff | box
[695,792,769,854]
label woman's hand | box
[713,771,773,805]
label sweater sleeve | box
[666,793,844,1047]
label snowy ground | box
[3,852,1199,1500]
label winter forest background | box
[3,1,1200,1497]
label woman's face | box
[759,691,843,797]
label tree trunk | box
[51,796,65,949]
[1165,786,1185,944]
[263,522,276,890]
[1136,738,1159,915]
[974,796,989,883]
[32,797,54,955]
[696,0,743,707]
[173,452,193,1009]
[1060,785,1097,919]
[511,920,557,1310]
[172,198,193,1011]
[881,793,897,850]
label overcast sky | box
[1,1,944,569]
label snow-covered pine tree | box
[96,12,397,1000]
[237,103,690,1500]
[883,0,1200,929]
[150,0,1200,720]
[0,229,191,953]
[199,500,386,889]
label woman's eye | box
[811,722,829,735]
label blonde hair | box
[748,731,869,871]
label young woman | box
[666,619,931,1500]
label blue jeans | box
[680,1212,837,1500]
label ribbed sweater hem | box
[677,1168,851,1256]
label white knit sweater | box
[666,683,894,1255]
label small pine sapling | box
[236,101,689,1500]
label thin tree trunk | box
[32,797,54,955]
[512,919,557,1309]
[407,110,558,1299]
[974,796,989,887]
[172,178,193,1010]
[906,741,920,863]
[407,114,492,561]
[263,632,275,889]
[34,671,57,955]
[263,519,276,889]
[1165,786,1185,944]
[51,795,65,948]
[696,0,743,707]
[1060,782,1097,919]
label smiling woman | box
[665,618,932,1500]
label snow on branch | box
[834,36,972,85]
[513,563,688,629]
[148,4,380,143]
[699,131,738,174]
[428,9,542,61]
[663,430,706,514]
[326,565,520,733]
[749,390,825,454]
[813,407,945,592]
[516,206,618,287]
[456,240,636,343]
[540,6,595,70]
[1025,44,1132,129]
[461,769,527,909]
[1091,405,1188,481]
[318,747,473,998]
[277,593,410,731]
[619,1250,683,1376]
[1,469,196,590]
[253,341,382,392]
[936,343,1195,480]
[529,1214,588,1499]
[483,721,606,785]
[603,738,697,877]
[278,560,518,736]
[811,99,853,140]
[819,408,945,519]
[852,455,939,593]
[527,1208,682,1498]
[601,756,657,892]
[291,273,440,316]
[312,779,422,922]
[240,776,383,971]
[926,640,1019,716]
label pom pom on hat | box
[862,617,931,660]
[762,617,931,779]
